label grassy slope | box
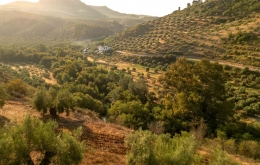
[110,0,260,66]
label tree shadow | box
[0,115,10,127]
[56,116,86,130]
[39,114,92,136]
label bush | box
[0,85,7,108]
[0,116,84,165]
[224,139,237,154]
[125,130,200,165]
[110,65,117,70]
[6,79,28,98]
[209,147,238,165]
[238,140,260,159]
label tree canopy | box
[160,57,234,133]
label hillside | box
[91,5,154,20]
[109,0,260,67]
[0,0,155,28]
[0,0,105,19]
[1,39,260,164]
[0,10,124,45]
[91,6,155,28]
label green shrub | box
[0,85,7,108]
[224,139,237,154]
[6,79,28,98]
[209,147,238,165]
[125,130,200,165]
[238,140,260,159]
[0,116,84,165]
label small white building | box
[98,45,112,53]
[83,48,88,54]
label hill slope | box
[110,0,260,66]
[0,0,105,19]
[0,0,155,28]
[0,10,123,45]
[0,101,129,165]
[91,5,152,19]
[91,6,155,28]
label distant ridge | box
[0,0,155,23]
[1,0,105,19]
[91,6,154,19]
[0,10,121,44]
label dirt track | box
[116,51,260,72]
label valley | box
[1,0,260,164]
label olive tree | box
[0,116,84,165]
[0,85,7,108]
[160,58,234,133]
[33,87,75,117]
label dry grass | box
[82,150,125,165]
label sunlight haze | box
[0,0,193,16]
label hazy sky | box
[0,0,193,16]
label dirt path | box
[116,51,260,72]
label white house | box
[83,48,88,54]
[98,45,112,53]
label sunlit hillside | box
[1,0,260,165]
[110,0,260,66]
[0,10,124,45]
[0,0,155,28]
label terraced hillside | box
[0,10,123,45]
[110,0,260,66]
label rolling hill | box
[91,5,154,19]
[109,0,260,67]
[0,10,124,45]
[0,0,155,28]
[0,0,105,19]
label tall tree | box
[160,57,234,133]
